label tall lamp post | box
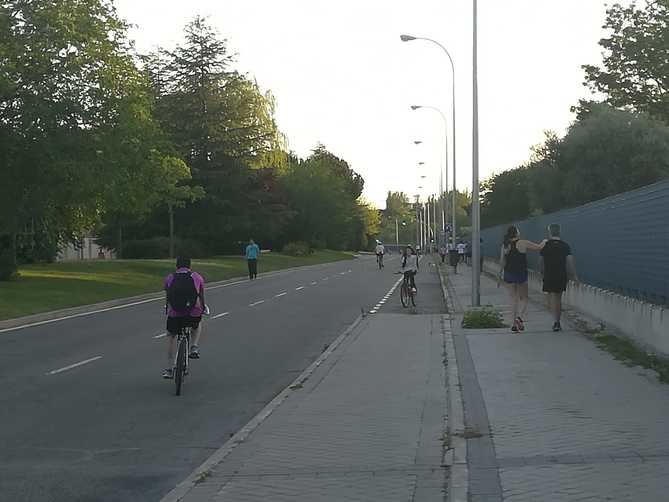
[471,0,481,305]
[401,34,458,254]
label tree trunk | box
[0,233,18,281]
[168,203,175,259]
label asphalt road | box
[0,253,421,502]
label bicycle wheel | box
[400,282,408,308]
[409,288,416,308]
[175,337,187,396]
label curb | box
[159,313,366,502]
[0,259,356,333]
[437,264,468,502]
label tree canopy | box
[0,7,380,279]
[579,0,668,122]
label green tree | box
[144,17,287,253]
[481,169,530,228]
[581,0,668,122]
[0,0,177,278]
[281,146,365,250]
[526,131,565,215]
[559,104,669,207]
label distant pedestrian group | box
[499,224,577,333]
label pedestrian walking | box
[498,226,546,332]
[448,239,459,274]
[245,239,260,280]
[439,243,447,264]
[538,224,578,332]
[457,241,466,263]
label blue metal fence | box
[481,179,669,306]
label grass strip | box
[0,250,354,320]
[594,334,669,384]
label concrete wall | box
[483,259,669,356]
[57,237,114,262]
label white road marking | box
[2,266,329,335]
[295,286,305,291]
[213,312,230,319]
[207,280,247,291]
[0,297,160,335]
[321,278,329,281]
[153,332,167,339]
[48,356,102,375]
[370,310,377,314]
[311,281,317,285]
[339,272,346,275]
[274,292,288,298]
[249,300,265,307]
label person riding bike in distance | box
[375,240,385,268]
[400,245,419,293]
[163,256,208,379]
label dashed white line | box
[153,332,167,339]
[340,272,346,275]
[249,300,265,307]
[321,278,329,281]
[311,281,318,285]
[213,312,230,319]
[295,286,305,291]
[47,356,103,375]
[275,292,288,298]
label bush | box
[282,241,312,256]
[462,307,506,329]
[122,238,204,259]
[175,239,205,259]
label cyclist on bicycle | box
[163,256,208,379]
[375,240,385,268]
[400,245,418,293]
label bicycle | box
[376,253,384,270]
[399,272,417,309]
[173,326,192,396]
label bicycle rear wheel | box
[409,288,416,308]
[175,337,187,396]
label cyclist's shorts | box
[166,316,202,335]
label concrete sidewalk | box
[163,263,449,502]
[447,265,669,501]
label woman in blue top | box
[498,226,545,332]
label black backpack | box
[167,271,199,311]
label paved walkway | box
[447,265,669,501]
[165,262,449,501]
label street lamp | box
[402,35,458,262]
[472,0,481,305]
[411,104,448,239]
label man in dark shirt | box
[538,224,577,332]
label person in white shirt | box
[400,245,419,293]
[375,241,385,268]
[457,241,466,263]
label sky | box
[114,0,628,208]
